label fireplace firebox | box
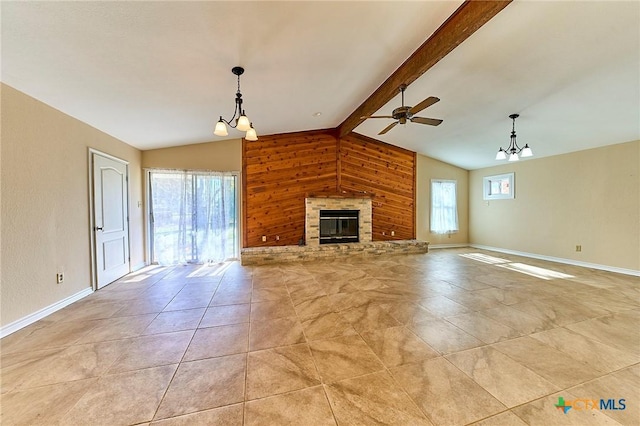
[319,210,359,244]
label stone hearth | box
[241,240,429,265]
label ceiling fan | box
[361,84,443,135]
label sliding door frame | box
[144,168,241,264]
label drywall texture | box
[469,140,640,271]
[1,84,144,327]
[416,154,469,246]
[141,139,242,171]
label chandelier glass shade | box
[496,114,532,162]
[245,123,258,141]
[214,66,258,140]
[214,119,228,136]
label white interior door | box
[92,152,130,289]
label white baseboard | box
[470,244,640,277]
[0,287,94,339]
[429,243,471,249]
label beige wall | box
[1,84,144,327]
[142,139,242,171]
[3,79,636,330]
[469,140,640,271]
[416,154,469,246]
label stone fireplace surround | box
[240,191,429,265]
[305,195,372,246]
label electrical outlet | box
[262,235,267,242]
[276,235,280,241]
[382,231,386,236]
[56,272,64,284]
[391,231,395,236]
[575,245,582,252]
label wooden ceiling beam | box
[337,0,512,138]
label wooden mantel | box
[305,190,375,199]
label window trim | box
[430,179,459,235]
[483,172,515,200]
[144,168,240,264]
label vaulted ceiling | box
[2,1,639,170]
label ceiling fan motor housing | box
[393,106,412,123]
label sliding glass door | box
[148,170,238,265]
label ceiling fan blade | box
[378,121,399,135]
[411,117,443,126]
[360,115,394,119]
[409,96,440,115]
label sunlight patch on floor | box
[460,253,574,280]
[187,261,234,278]
[497,262,574,280]
[459,253,510,264]
[120,265,165,283]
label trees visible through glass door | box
[149,170,238,265]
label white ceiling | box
[2,1,639,170]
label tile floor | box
[1,248,639,425]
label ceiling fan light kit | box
[496,113,533,162]
[360,84,443,135]
[214,66,258,141]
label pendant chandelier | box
[214,66,258,141]
[495,114,532,161]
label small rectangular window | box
[483,173,515,200]
[431,179,459,234]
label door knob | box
[95,226,104,231]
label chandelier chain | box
[214,66,257,140]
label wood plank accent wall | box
[243,130,416,247]
[243,130,338,247]
[339,133,416,242]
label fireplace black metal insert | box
[319,210,359,244]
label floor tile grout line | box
[44,376,101,424]
[243,268,256,424]
[442,344,584,411]
[150,328,196,422]
[383,363,442,426]
[293,266,342,425]
[528,324,640,359]
[371,283,512,422]
[563,360,640,391]
[150,263,245,424]
[3,252,638,425]
[322,283,436,424]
